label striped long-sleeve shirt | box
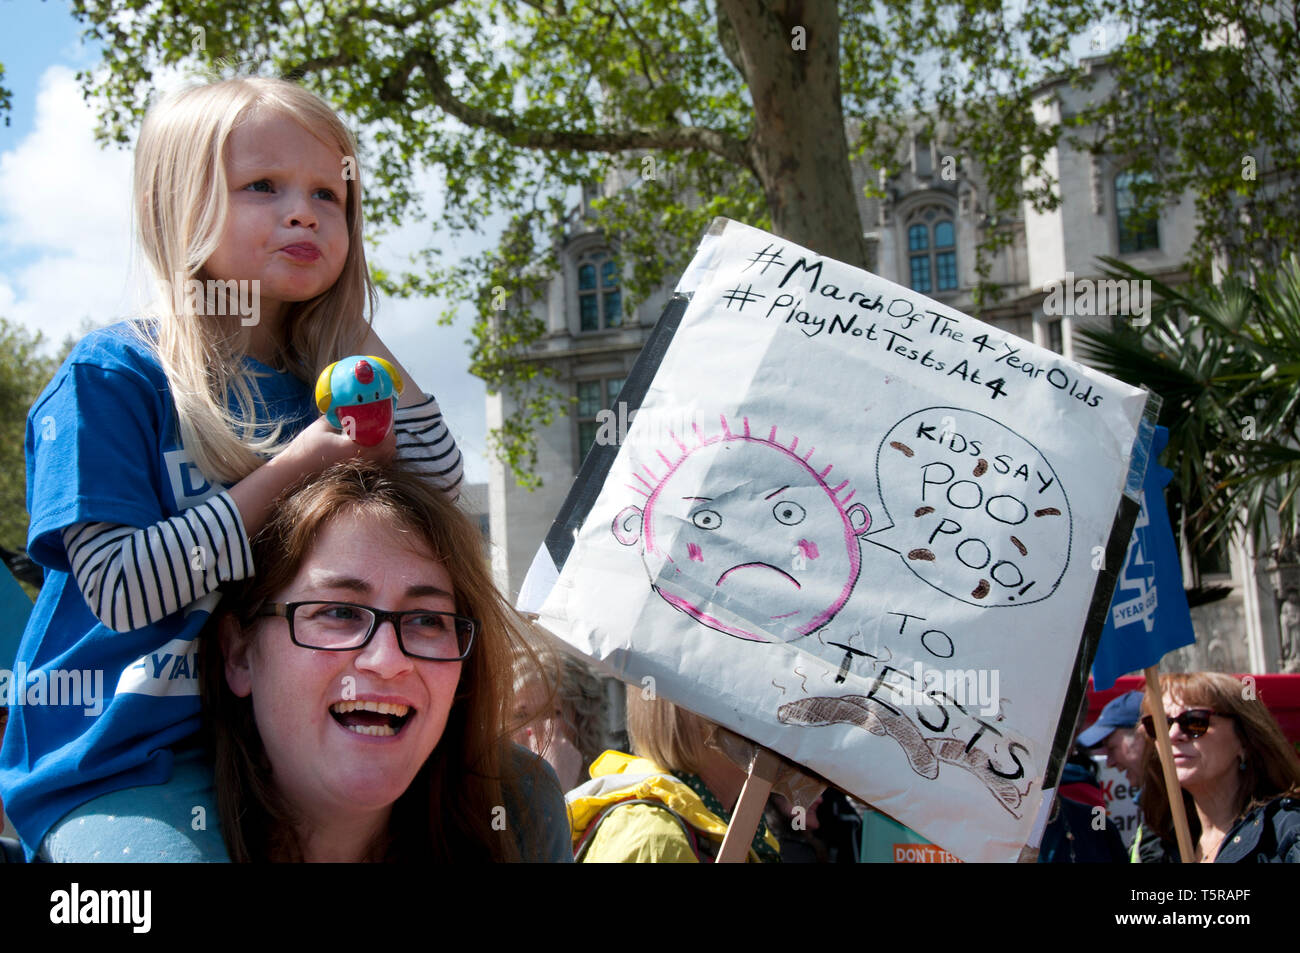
[62,393,464,633]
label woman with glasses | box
[1137,672,1300,863]
[201,460,571,861]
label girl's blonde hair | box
[133,76,374,484]
[624,687,717,776]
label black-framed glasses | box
[257,601,476,661]
[1141,708,1231,740]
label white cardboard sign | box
[525,218,1150,862]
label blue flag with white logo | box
[1092,426,1195,688]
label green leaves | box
[64,0,778,487]
[1079,0,1300,280]
[0,62,12,127]
[0,319,76,554]
[66,0,1300,490]
[1076,256,1300,562]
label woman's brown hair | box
[1139,672,1300,843]
[201,460,545,861]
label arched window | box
[905,207,957,294]
[577,250,622,331]
[1115,171,1160,253]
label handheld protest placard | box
[522,218,1154,862]
[717,747,782,863]
[315,355,404,446]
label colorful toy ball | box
[315,355,404,446]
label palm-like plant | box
[1074,256,1300,575]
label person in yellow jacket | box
[566,690,780,862]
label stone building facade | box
[486,65,1293,676]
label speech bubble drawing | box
[872,407,1072,607]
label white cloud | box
[0,64,506,484]
[0,66,138,344]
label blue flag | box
[1092,426,1195,689]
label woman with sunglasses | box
[1138,672,1300,863]
[201,460,571,861]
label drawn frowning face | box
[613,433,871,642]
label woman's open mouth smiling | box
[329,700,414,737]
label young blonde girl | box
[0,77,462,861]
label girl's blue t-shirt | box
[0,321,318,856]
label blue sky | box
[0,1,90,139]
[0,0,497,485]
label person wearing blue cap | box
[1081,691,1146,788]
[1081,691,1152,861]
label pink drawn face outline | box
[612,417,871,642]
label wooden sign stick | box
[1143,666,1195,863]
[716,746,782,863]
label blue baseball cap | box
[1079,690,1144,747]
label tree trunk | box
[719,0,869,268]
